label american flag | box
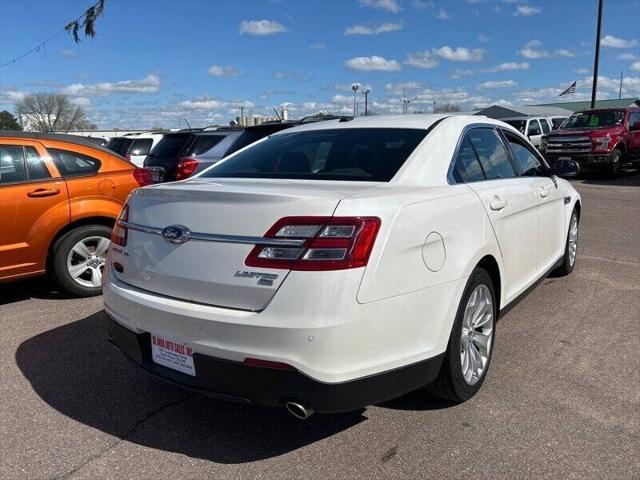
[559,81,577,97]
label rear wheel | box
[52,225,112,297]
[554,209,579,276]
[428,267,496,402]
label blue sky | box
[1,0,639,128]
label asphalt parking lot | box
[1,172,639,480]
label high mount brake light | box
[111,204,129,246]
[245,216,381,271]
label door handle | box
[489,196,507,211]
[538,186,551,198]
[27,188,60,198]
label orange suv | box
[0,132,152,296]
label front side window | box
[202,128,428,182]
[0,145,26,184]
[540,119,551,134]
[452,137,485,183]
[527,120,542,136]
[467,128,516,180]
[48,148,101,177]
[503,132,547,177]
[24,146,51,180]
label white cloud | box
[345,55,402,71]
[345,22,403,35]
[518,40,574,59]
[0,89,27,104]
[60,49,77,58]
[359,0,401,13]
[70,96,91,107]
[180,99,224,110]
[485,61,530,72]
[631,61,640,72]
[451,69,475,79]
[413,0,435,9]
[514,5,541,16]
[60,74,161,96]
[310,42,326,50]
[574,68,589,74]
[207,65,243,77]
[616,53,639,61]
[478,34,489,43]
[433,46,484,61]
[384,82,422,94]
[336,82,374,92]
[404,50,439,69]
[478,80,517,89]
[600,35,639,48]
[239,20,287,36]
[435,8,450,19]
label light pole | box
[590,0,603,109]
[351,83,359,117]
[362,89,370,116]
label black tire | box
[427,267,496,402]
[553,209,579,277]
[608,149,623,178]
[51,224,112,297]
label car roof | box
[0,131,125,158]
[501,116,541,121]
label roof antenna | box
[272,106,282,121]
[183,118,192,131]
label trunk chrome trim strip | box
[117,220,306,247]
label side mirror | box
[552,160,580,177]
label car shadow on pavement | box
[0,277,72,306]
[576,168,640,187]
[15,310,370,463]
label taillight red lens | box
[111,204,129,246]
[245,216,381,271]
[132,168,153,187]
[176,158,199,180]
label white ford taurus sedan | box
[103,114,581,418]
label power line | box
[1,0,104,68]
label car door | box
[461,127,540,301]
[627,111,640,158]
[0,141,69,280]
[501,130,566,274]
[526,119,543,148]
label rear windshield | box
[106,137,134,156]
[148,134,191,159]
[201,128,428,182]
[184,134,227,156]
[128,138,153,156]
[504,120,527,134]
[563,110,625,129]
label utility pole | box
[619,70,623,99]
[591,0,603,109]
[402,89,410,114]
[362,89,370,116]
[351,83,360,117]
[240,106,244,126]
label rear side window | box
[202,128,428,182]
[225,129,274,156]
[452,138,485,183]
[185,134,227,156]
[149,134,190,158]
[503,132,547,177]
[0,145,27,184]
[540,119,551,134]
[24,146,51,180]
[467,128,515,180]
[527,120,542,136]
[128,139,153,156]
[106,138,134,156]
[48,148,101,177]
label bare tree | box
[15,93,96,132]
[433,103,461,113]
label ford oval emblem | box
[161,225,191,244]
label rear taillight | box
[111,204,129,246]
[133,168,153,187]
[245,216,381,271]
[176,157,199,180]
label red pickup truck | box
[540,107,640,177]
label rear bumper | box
[105,314,444,413]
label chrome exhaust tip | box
[284,400,314,419]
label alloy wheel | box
[66,236,110,288]
[460,284,494,386]
[568,213,578,267]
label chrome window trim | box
[117,220,306,247]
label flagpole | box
[591,0,603,109]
